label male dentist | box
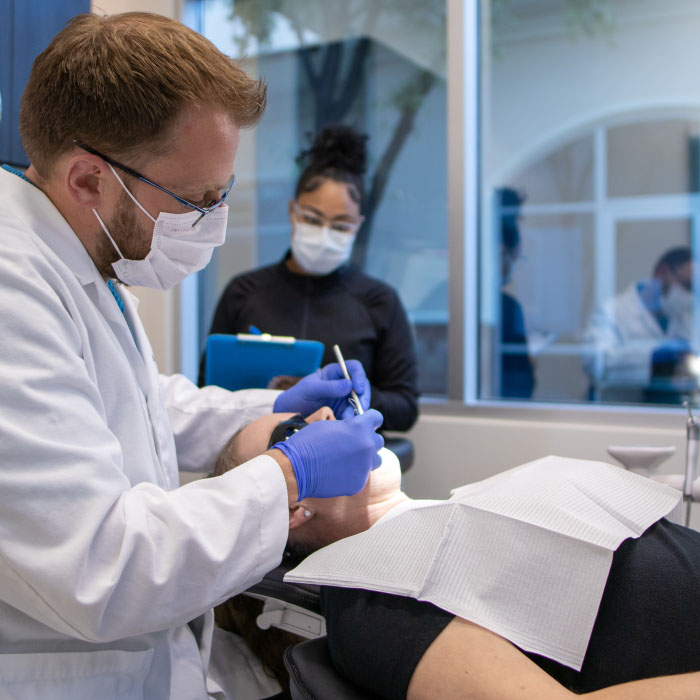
[0,11,382,699]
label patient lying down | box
[214,410,700,700]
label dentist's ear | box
[65,154,110,209]
[289,503,314,530]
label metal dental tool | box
[683,401,699,527]
[333,344,364,415]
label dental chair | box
[284,637,381,700]
[246,565,382,700]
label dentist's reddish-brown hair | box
[20,11,266,177]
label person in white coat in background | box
[583,246,695,403]
[0,11,384,699]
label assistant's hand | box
[272,409,384,500]
[273,360,371,419]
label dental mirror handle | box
[683,402,699,526]
[333,344,364,415]
[684,402,700,499]
[686,438,699,497]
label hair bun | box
[297,125,367,176]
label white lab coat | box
[0,168,289,699]
[583,282,691,390]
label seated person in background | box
[498,187,535,398]
[201,125,419,432]
[583,246,695,403]
[212,411,700,700]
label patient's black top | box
[320,519,700,699]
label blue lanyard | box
[2,163,37,188]
[107,279,125,314]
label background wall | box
[487,0,700,183]
[92,0,180,16]
[401,404,700,527]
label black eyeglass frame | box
[73,139,235,226]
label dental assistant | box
[203,125,419,432]
[0,12,383,700]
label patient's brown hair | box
[214,427,304,698]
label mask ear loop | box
[106,163,157,224]
[93,208,125,259]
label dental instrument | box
[333,344,364,415]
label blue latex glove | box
[273,409,384,500]
[273,360,371,419]
[652,338,691,367]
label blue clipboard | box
[204,333,325,391]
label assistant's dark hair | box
[295,125,368,209]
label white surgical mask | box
[291,221,355,275]
[93,164,228,290]
[660,283,692,320]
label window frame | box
[181,0,692,423]
[444,0,692,419]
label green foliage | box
[564,0,614,40]
[225,0,444,54]
[492,0,615,41]
[226,0,284,53]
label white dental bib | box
[285,456,682,670]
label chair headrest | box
[247,564,322,615]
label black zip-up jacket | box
[200,253,419,432]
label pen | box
[333,344,364,415]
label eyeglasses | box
[267,414,309,449]
[292,202,363,235]
[73,140,235,226]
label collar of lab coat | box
[0,167,127,289]
[0,166,147,383]
[0,167,140,314]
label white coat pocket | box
[0,648,154,700]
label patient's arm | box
[407,617,571,700]
[407,617,700,700]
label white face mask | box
[93,164,228,290]
[291,221,355,275]
[660,282,693,320]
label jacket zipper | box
[300,277,312,338]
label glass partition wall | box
[481,0,700,407]
[186,0,700,410]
